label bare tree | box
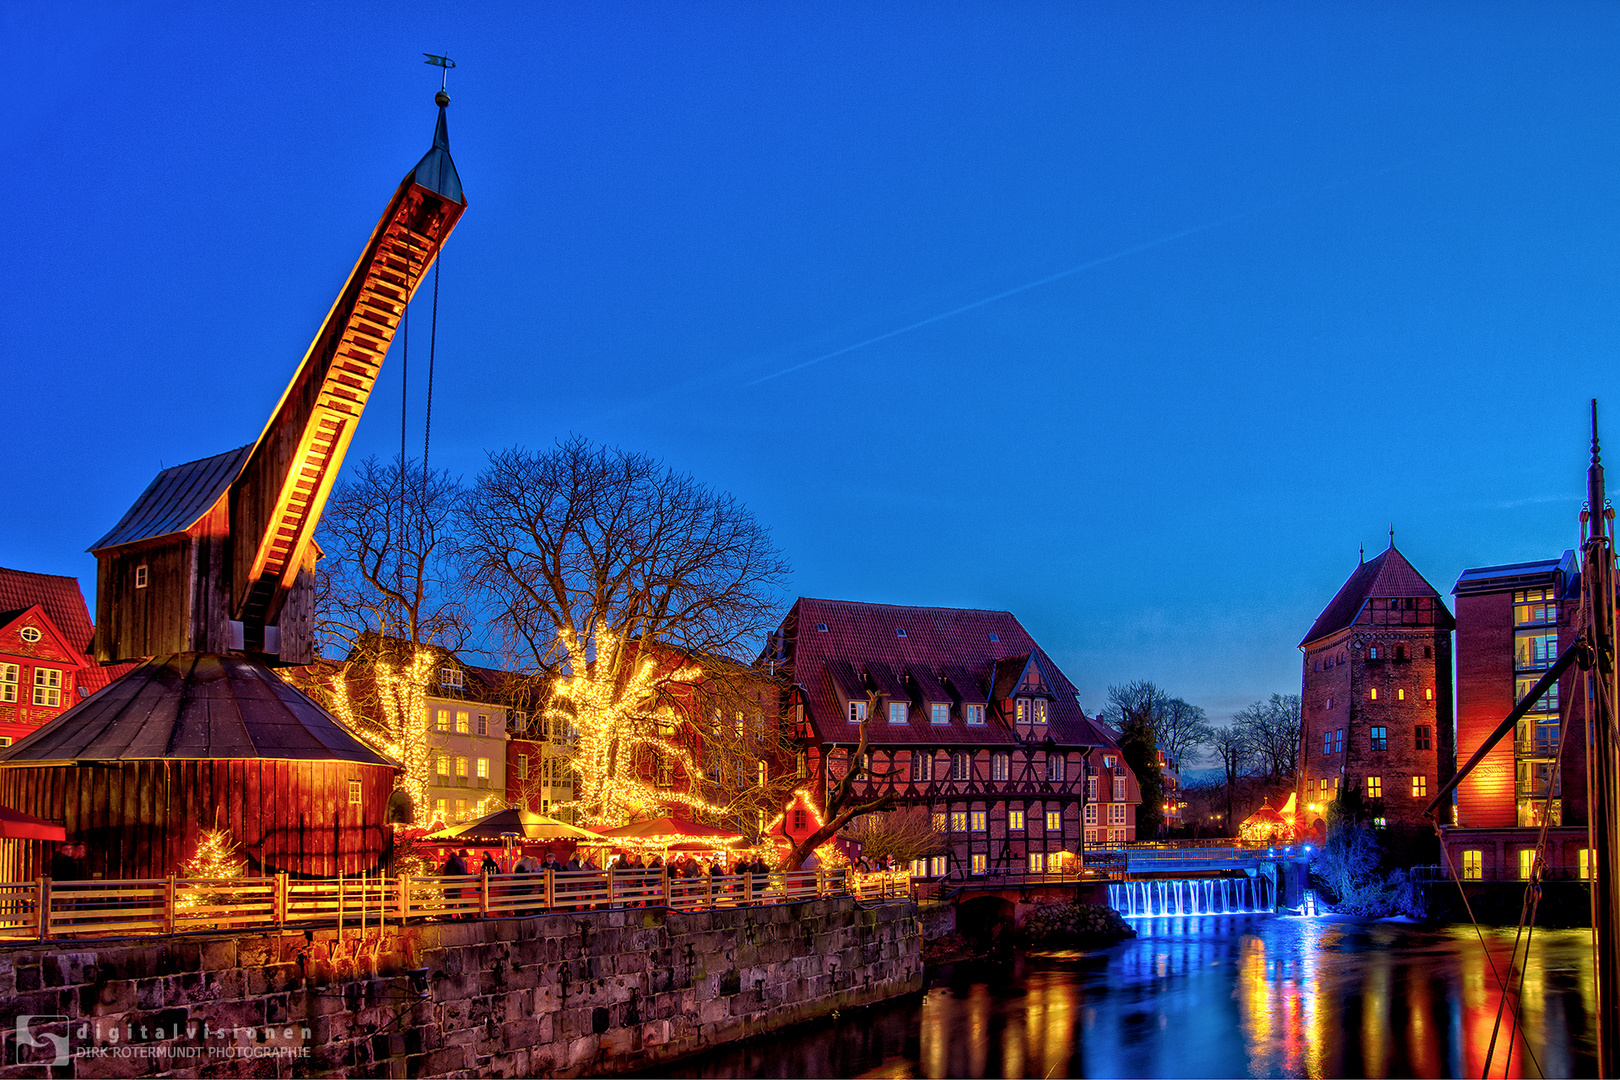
[784,717,897,869]
[1156,697,1214,770]
[1233,693,1303,781]
[845,806,947,867]
[294,455,472,821]
[458,437,792,826]
[1210,722,1250,834]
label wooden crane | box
[91,93,466,665]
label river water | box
[659,914,1597,1078]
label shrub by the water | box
[1016,902,1137,949]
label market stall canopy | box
[592,817,743,845]
[426,808,597,844]
[0,806,66,841]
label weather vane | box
[424,53,456,95]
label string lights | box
[177,827,246,910]
[320,648,435,824]
[548,625,728,827]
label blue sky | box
[7,3,1618,733]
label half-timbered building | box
[776,598,1132,878]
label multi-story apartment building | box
[1297,544,1455,831]
[775,598,1132,878]
[1445,553,1591,879]
[423,657,511,826]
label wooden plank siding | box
[0,761,392,881]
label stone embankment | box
[0,896,920,1078]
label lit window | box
[911,752,931,782]
[455,755,468,778]
[347,779,362,805]
[454,798,467,819]
[0,664,16,703]
[476,757,489,780]
[1366,776,1382,799]
[1028,852,1045,873]
[1581,848,1592,879]
[135,564,148,589]
[1034,699,1048,724]
[1323,731,1332,756]
[1397,688,1405,701]
[950,811,968,832]
[440,666,463,689]
[19,627,41,644]
[517,754,529,781]
[952,752,970,781]
[1113,776,1126,801]
[970,810,986,831]
[849,700,867,725]
[435,797,447,818]
[888,702,908,725]
[1519,848,1536,881]
[1046,755,1064,782]
[757,761,767,787]
[1016,698,1030,723]
[992,753,1009,782]
[1109,804,1127,825]
[929,855,946,877]
[1045,809,1061,831]
[436,755,450,776]
[931,703,950,725]
[1425,688,1433,701]
[1008,809,1026,831]
[1370,688,1378,701]
[932,812,947,832]
[1370,726,1387,751]
[971,854,986,875]
[434,709,449,733]
[1084,804,1097,825]
[966,704,985,726]
[455,711,469,734]
[1412,775,1427,798]
[476,714,489,736]
[32,668,61,707]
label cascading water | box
[1106,876,1274,917]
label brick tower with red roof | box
[1297,541,1455,832]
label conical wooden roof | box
[0,654,393,766]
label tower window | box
[1424,646,1432,659]
[1415,725,1432,750]
[1370,688,1378,701]
[1370,726,1387,751]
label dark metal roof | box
[412,105,464,204]
[1454,550,1578,596]
[89,445,251,552]
[0,654,394,766]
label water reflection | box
[657,917,1595,1079]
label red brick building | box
[1444,553,1591,879]
[775,598,1133,878]
[1296,545,1455,831]
[0,567,130,747]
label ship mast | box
[1582,400,1619,1077]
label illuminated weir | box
[1107,876,1274,917]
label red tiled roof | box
[0,567,95,654]
[782,598,1116,748]
[1299,546,1454,647]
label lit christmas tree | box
[177,827,247,912]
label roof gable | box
[0,568,96,654]
[1300,546,1452,647]
[90,445,250,552]
[0,605,88,666]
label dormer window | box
[930,703,950,725]
[439,666,463,689]
[988,632,999,643]
[815,623,828,633]
[135,564,148,589]
[848,700,867,725]
[1034,699,1048,724]
[888,701,909,725]
[1104,755,1116,769]
[1016,697,1030,723]
[896,628,907,638]
[965,704,985,726]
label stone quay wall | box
[0,896,921,1078]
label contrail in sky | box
[743,151,1438,387]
